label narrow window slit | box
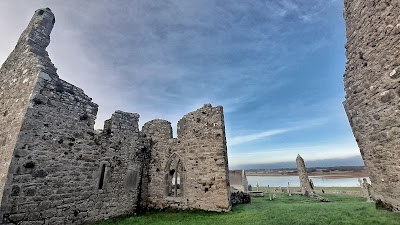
[98,164,106,189]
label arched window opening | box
[165,154,184,198]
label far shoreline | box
[247,170,369,179]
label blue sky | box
[0,0,362,169]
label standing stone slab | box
[296,155,314,196]
[343,0,400,211]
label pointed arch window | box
[165,153,185,198]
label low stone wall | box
[230,188,251,205]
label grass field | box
[95,193,400,225]
[256,186,360,192]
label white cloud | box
[227,117,328,146]
[228,129,290,146]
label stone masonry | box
[142,105,231,211]
[0,8,231,225]
[343,0,400,211]
[229,170,248,192]
[296,155,314,196]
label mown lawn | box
[256,186,360,192]
[95,194,400,225]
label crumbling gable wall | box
[0,8,56,208]
[142,104,231,212]
[343,0,400,211]
[0,8,150,225]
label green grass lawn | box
[95,194,400,225]
[256,186,360,192]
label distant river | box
[247,176,370,187]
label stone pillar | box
[343,0,400,211]
[296,154,314,196]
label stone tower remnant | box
[0,8,232,225]
[296,154,314,196]
[343,0,400,211]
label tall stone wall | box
[0,8,56,208]
[93,111,150,221]
[0,8,150,225]
[343,0,400,211]
[296,155,313,196]
[142,104,231,212]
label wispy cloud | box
[229,129,290,146]
[228,117,328,146]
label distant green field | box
[94,193,400,225]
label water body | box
[247,176,370,187]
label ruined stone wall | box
[296,155,313,195]
[142,104,231,212]
[0,8,56,209]
[92,112,150,221]
[1,7,233,225]
[229,170,248,192]
[343,0,400,211]
[0,8,149,225]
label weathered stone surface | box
[296,155,314,196]
[229,170,248,192]
[0,8,232,225]
[142,104,231,212]
[230,187,251,205]
[343,0,400,211]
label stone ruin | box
[0,8,232,225]
[229,170,248,192]
[228,170,251,205]
[296,154,314,196]
[343,0,400,211]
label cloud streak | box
[228,117,329,146]
[229,129,290,146]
